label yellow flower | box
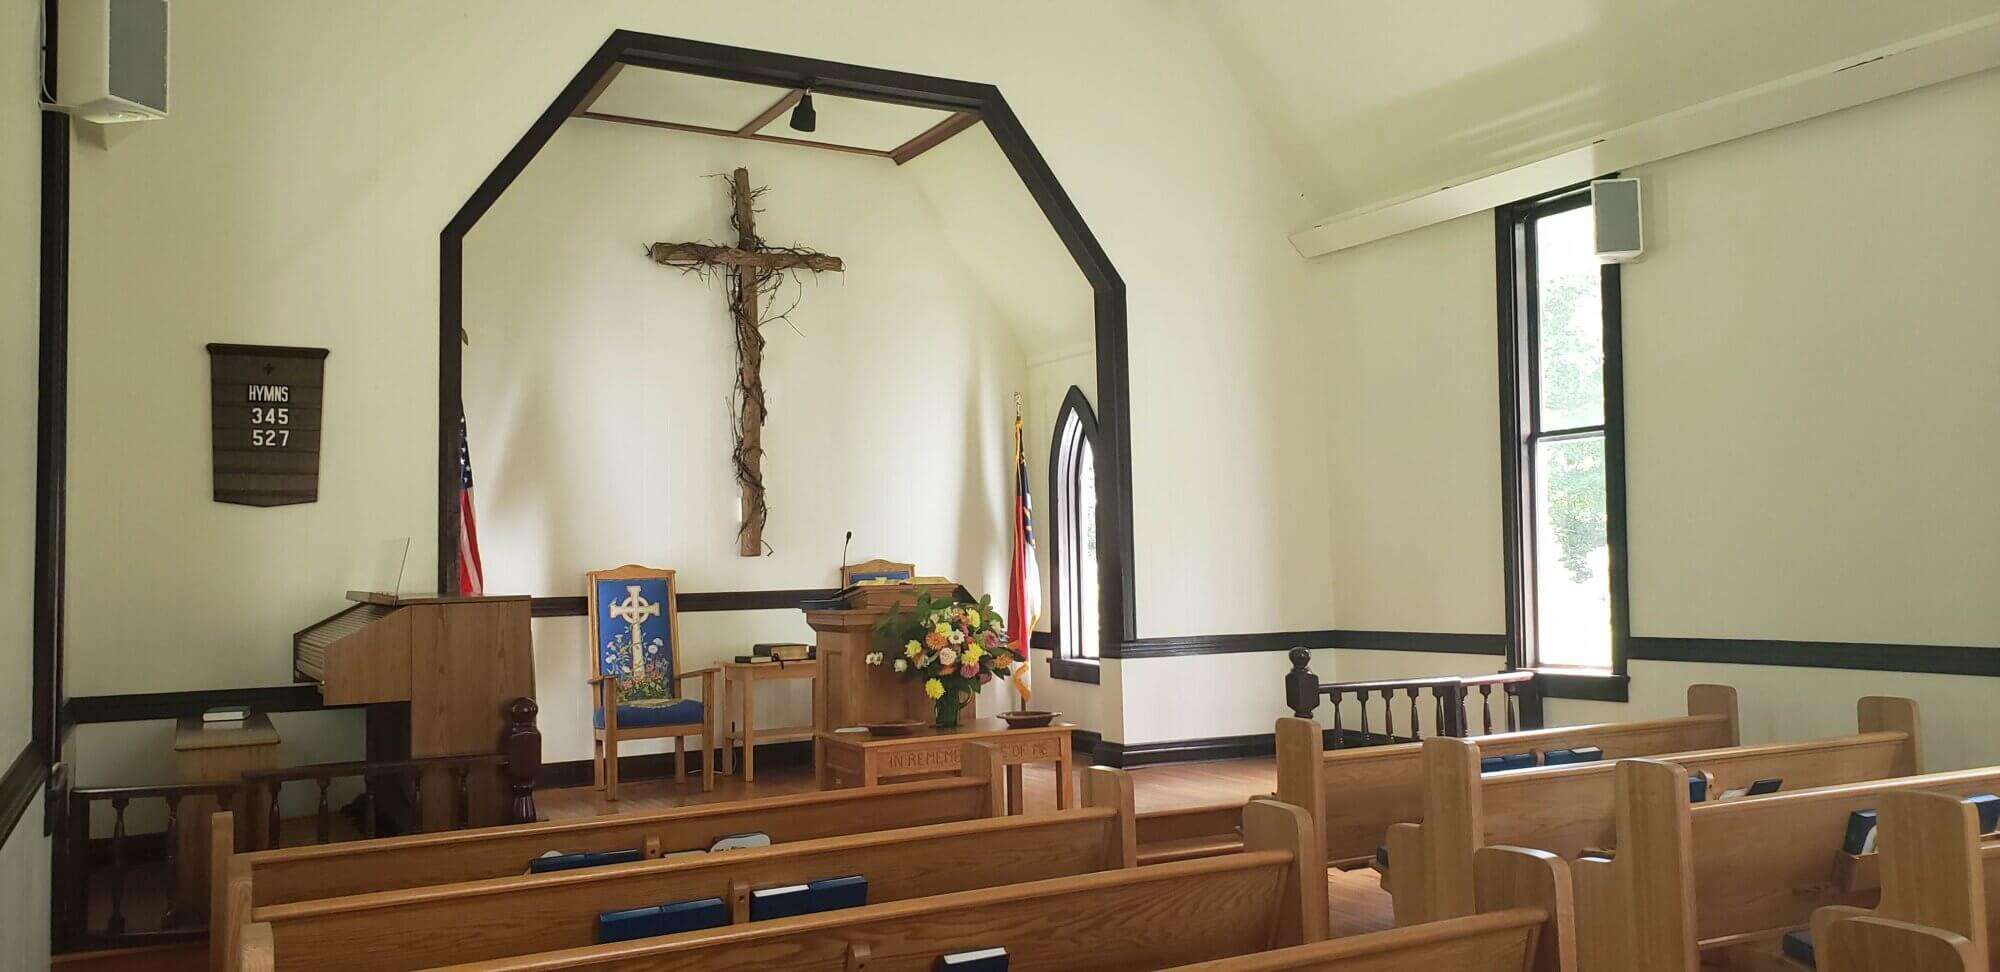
[923,678,945,700]
[905,640,922,658]
[933,622,951,636]
[965,610,981,628]
[962,644,983,664]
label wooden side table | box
[817,718,1075,814]
[173,713,281,917]
[720,658,818,782]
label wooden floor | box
[539,752,1396,938]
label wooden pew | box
[1276,684,1740,867]
[210,746,1010,971]
[233,769,1138,972]
[248,797,1325,972]
[1389,696,1920,925]
[1164,845,1575,971]
[1572,759,2000,971]
[1809,790,1996,971]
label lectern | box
[294,592,535,828]
[805,583,968,763]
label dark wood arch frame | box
[437,31,1137,660]
[1045,385,1102,683]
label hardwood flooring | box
[538,752,1396,938]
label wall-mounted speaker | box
[1590,178,1643,263]
[54,0,169,124]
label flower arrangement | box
[870,592,1014,728]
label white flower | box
[947,629,966,644]
[938,647,958,667]
[893,659,908,673]
[864,651,884,665]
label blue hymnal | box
[1842,810,1878,855]
[531,848,643,873]
[1480,753,1536,774]
[1541,746,1602,766]
[1747,778,1783,796]
[1781,929,1815,967]
[1688,775,1708,803]
[1970,793,2000,835]
[938,947,1009,971]
[810,875,868,911]
[594,898,727,944]
[749,884,815,921]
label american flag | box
[1006,409,1041,702]
[457,413,485,596]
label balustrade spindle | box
[1356,689,1371,742]
[1479,684,1495,735]
[315,779,332,845]
[1407,688,1422,741]
[107,797,130,934]
[1381,691,1396,741]
[266,782,284,851]
[160,795,182,929]
[454,767,472,829]
[1329,699,1345,749]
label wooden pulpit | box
[294,592,535,829]
[805,582,971,737]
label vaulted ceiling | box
[1194,0,2000,218]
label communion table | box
[817,719,1077,814]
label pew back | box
[1812,790,1996,972]
[1822,917,1981,972]
[252,776,1138,972]
[1276,685,1738,866]
[1393,697,1919,924]
[347,798,1326,972]
[231,765,1005,907]
[1164,845,1575,972]
[1576,760,2000,971]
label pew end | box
[1242,797,1331,947]
[210,810,235,972]
[1856,697,1923,776]
[239,921,275,972]
[1574,758,1698,972]
[959,741,1008,818]
[1274,717,1328,866]
[1686,684,1739,747]
[1473,846,1576,972]
[1080,765,1138,868]
[1823,915,1981,972]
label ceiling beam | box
[738,88,805,135]
[889,111,981,165]
[576,110,893,159]
[571,61,625,116]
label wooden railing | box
[52,697,542,954]
[1283,649,1540,748]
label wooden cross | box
[650,167,844,556]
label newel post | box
[1284,648,1321,720]
[502,697,541,824]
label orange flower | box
[925,631,949,650]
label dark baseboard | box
[1631,636,2000,677]
[1090,727,1376,768]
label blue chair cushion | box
[596,697,705,730]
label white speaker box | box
[1590,178,1643,263]
[54,0,169,124]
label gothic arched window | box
[1049,386,1101,678]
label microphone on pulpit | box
[840,531,853,587]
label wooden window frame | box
[1496,184,1631,703]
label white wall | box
[52,0,1332,773]
[1321,68,2000,761]
[2,0,50,965]
[463,119,1026,762]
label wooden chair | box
[587,565,715,799]
[1387,696,1921,926]
[1271,684,1740,868]
[1167,845,1575,972]
[231,758,1138,972]
[839,557,913,587]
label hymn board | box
[206,343,328,506]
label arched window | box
[1049,386,1101,679]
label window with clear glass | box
[1501,190,1625,678]
[1052,388,1101,665]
